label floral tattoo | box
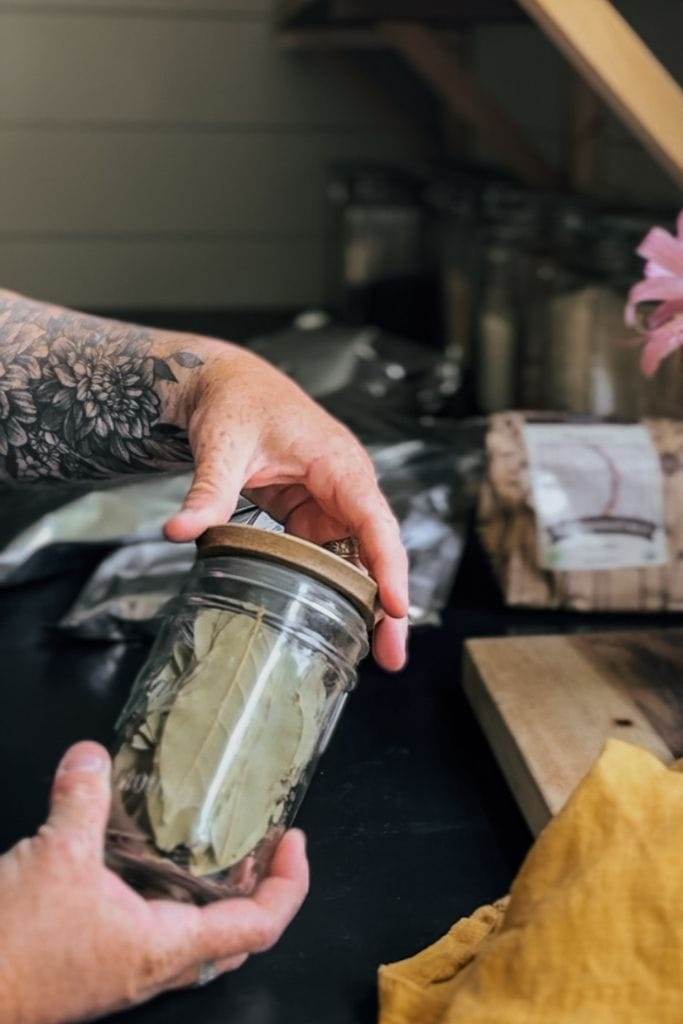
[0,295,200,481]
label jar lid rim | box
[196,525,377,628]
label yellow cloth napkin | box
[379,741,683,1024]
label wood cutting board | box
[463,629,683,835]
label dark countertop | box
[5,538,681,1024]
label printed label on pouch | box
[523,423,667,571]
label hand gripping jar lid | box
[196,524,378,629]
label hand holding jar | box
[0,742,309,1023]
[160,338,409,672]
[0,290,409,672]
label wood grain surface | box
[463,630,683,834]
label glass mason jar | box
[105,525,375,905]
[535,209,650,420]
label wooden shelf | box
[276,0,526,30]
[276,0,683,194]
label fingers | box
[306,455,409,621]
[251,468,410,671]
[136,830,308,1001]
[193,830,309,963]
[162,954,249,993]
[244,484,315,531]
[42,742,111,858]
[164,420,253,542]
[251,486,409,671]
[249,485,348,546]
[373,614,409,673]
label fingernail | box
[58,748,107,775]
[292,828,307,852]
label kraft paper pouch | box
[478,412,683,611]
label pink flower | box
[626,210,683,375]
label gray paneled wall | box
[0,1,426,309]
[2,1,680,312]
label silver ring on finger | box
[323,536,364,570]
[195,960,219,988]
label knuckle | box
[52,772,100,799]
[187,477,222,502]
[10,836,35,864]
[250,919,278,954]
[133,948,174,997]
[228,953,249,972]
[37,826,89,865]
[105,928,180,1002]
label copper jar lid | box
[197,525,377,628]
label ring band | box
[323,536,360,562]
[195,960,219,988]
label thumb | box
[45,742,111,857]
[164,447,249,543]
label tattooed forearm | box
[0,290,212,483]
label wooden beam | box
[380,21,559,188]
[279,28,388,49]
[332,0,523,24]
[276,0,526,27]
[567,74,603,194]
[517,0,683,190]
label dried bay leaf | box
[193,608,229,661]
[208,649,311,871]
[148,607,328,875]
[203,649,327,874]
[135,709,163,748]
[149,611,279,853]
[172,640,193,675]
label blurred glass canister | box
[423,173,478,369]
[473,185,540,413]
[536,210,650,419]
[326,165,440,344]
[105,525,375,904]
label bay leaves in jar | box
[147,607,328,876]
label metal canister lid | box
[196,525,378,628]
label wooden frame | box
[276,0,524,28]
[519,0,683,190]
[277,0,683,191]
[380,21,558,187]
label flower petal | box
[11,391,37,422]
[7,420,27,447]
[53,388,73,410]
[641,316,683,376]
[54,366,76,387]
[637,225,683,277]
[16,355,42,379]
[4,366,29,389]
[50,336,74,361]
[625,277,683,326]
[648,298,683,329]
